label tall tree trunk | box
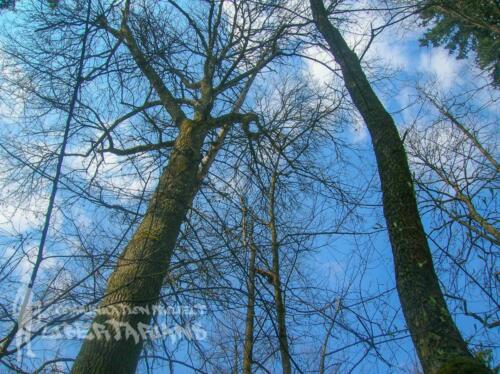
[242,203,257,374]
[233,334,240,374]
[319,315,336,374]
[268,172,293,374]
[309,1,490,373]
[71,119,208,374]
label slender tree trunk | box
[0,0,92,359]
[242,203,257,374]
[233,334,240,374]
[309,1,490,373]
[268,172,292,374]
[71,119,208,374]
[319,314,336,374]
[424,93,499,172]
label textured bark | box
[268,173,292,374]
[71,120,207,374]
[309,1,491,373]
[242,205,257,374]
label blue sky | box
[0,1,498,373]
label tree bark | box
[309,1,491,373]
[268,172,293,374]
[71,119,208,374]
[242,203,257,374]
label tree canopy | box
[418,0,500,85]
[0,1,498,373]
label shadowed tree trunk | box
[268,172,292,374]
[233,333,240,374]
[242,202,257,374]
[71,119,209,374]
[65,0,285,370]
[309,1,491,373]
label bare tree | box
[406,84,499,337]
[0,1,496,373]
[308,0,491,372]
[0,1,298,372]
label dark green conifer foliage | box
[418,0,500,85]
[0,0,15,10]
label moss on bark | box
[71,120,207,374]
[309,1,491,372]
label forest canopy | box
[0,1,498,373]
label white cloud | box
[0,193,49,234]
[418,47,464,90]
[0,53,25,120]
[367,37,410,70]
[303,46,337,86]
[350,115,369,143]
